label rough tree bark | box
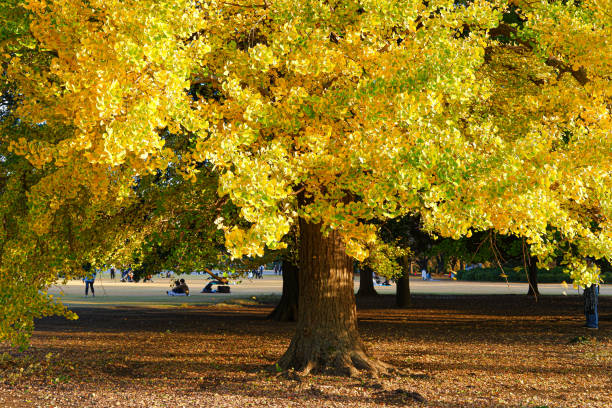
[356,265,377,297]
[277,219,390,376]
[527,256,540,297]
[268,260,299,322]
[396,256,411,308]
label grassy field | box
[46,274,611,310]
[1,294,610,408]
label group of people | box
[248,265,265,279]
[273,264,282,275]
[373,273,391,286]
[108,267,135,282]
[82,269,232,298]
[120,268,134,282]
[167,279,189,296]
[167,278,230,295]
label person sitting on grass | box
[167,279,189,296]
[201,281,217,293]
[201,276,229,293]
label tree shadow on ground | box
[1,295,608,408]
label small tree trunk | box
[357,265,377,297]
[277,219,390,376]
[268,260,299,322]
[527,256,540,297]
[437,254,447,275]
[419,257,429,274]
[396,256,411,308]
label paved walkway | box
[47,273,611,308]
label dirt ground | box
[1,295,610,408]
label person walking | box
[110,267,116,280]
[83,270,96,297]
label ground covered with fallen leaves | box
[1,295,610,407]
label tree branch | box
[488,23,589,86]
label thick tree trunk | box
[527,256,540,297]
[277,219,389,376]
[396,256,411,308]
[268,260,299,322]
[357,265,377,297]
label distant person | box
[201,281,216,293]
[583,284,599,329]
[83,270,96,297]
[121,267,133,282]
[421,269,427,280]
[258,265,264,279]
[179,278,189,295]
[373,273,381,286]
[110,267,116,280]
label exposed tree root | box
[275,220,395,378]
[267,299,297,322]
[277,339,393,378]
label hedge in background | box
[456,267,612,284]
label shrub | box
[456,266,612,283]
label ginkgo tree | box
[1,0,610,375]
